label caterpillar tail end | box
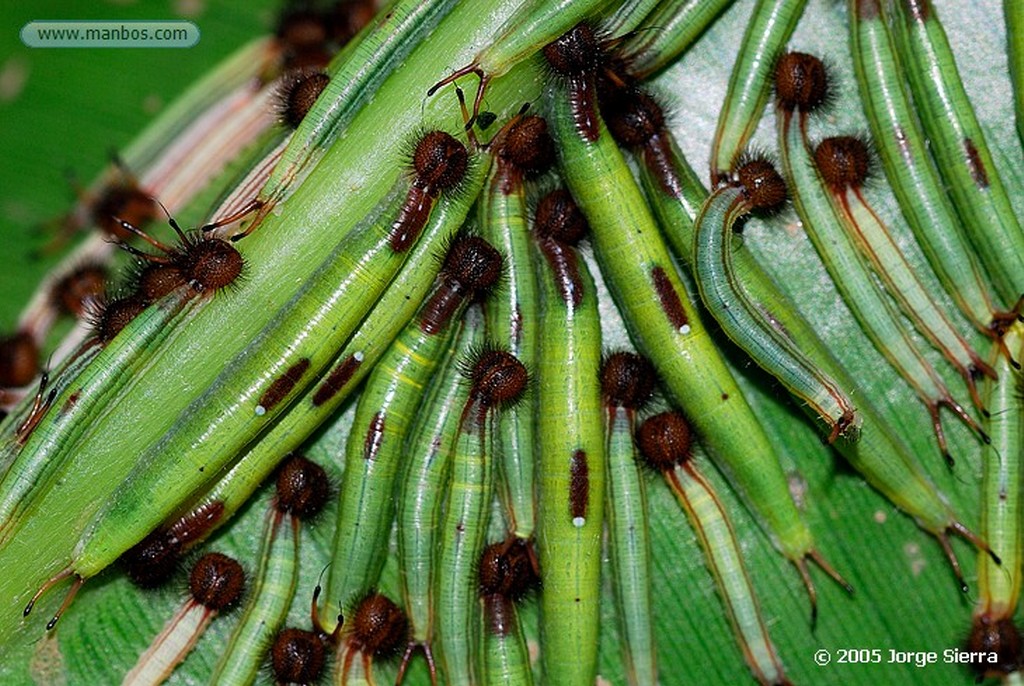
[828,409,862,445]
[939,521,1000,593]
[395,641,437,686]
[24,566,83,632]
[796,550,855,630]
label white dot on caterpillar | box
[354,351,365,362]
[572,516,585,528]
[678,324,691,335]
[254,405,267,416]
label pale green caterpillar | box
[620,0,737,78]
[326,235,502,614]
[395,310,481,685]
[849,0,997,330]
[546,41,845,618]
[709,0,807,183]
[693,170,860,443]
[891,0,1024,306]
[531,186,605,686]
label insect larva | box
[975,323,1023,620]
[258,0,462,217]
[0,332,39,390]
[621,0,737,78]
[963,615,1024,681]
[277,69,332,129]
[10,33,543,625]
[544,23,604,142]
[847,9,998,331]
[51,263,108,321]
[890,0,1024,306]
[709,0,808,184]
[1009,0,1024,146]
[326,235,501,609]
[114,212,246,298]
[636,411,790,686]
[427,0,612,124]
[13,32,280,366]
[771,52,989,466]
[532,187,604,686]
[4,2,1019,683]
[39,162,159,256]
[121,552,245,686]
[549,53,847,619]
[5,0,544,652]
[269,579,344,686]
[120,501,225,590]
[271,626,331,685]
[35,132,475,620]
[600,351,658,686]
[390,131,470,249]
[273,0,373,73]
[0,287,194,546]
[338,592,408,685]
[480,113,556,540]
[395,309,481,685]
[776,84,998,585]
[0,207,246,542]
[210,455,329,684]
[158,194,492,555]
[478,540,539,686]
[813,135,996,413]
[436,347,528,686]
[693,157,860,442]
[616,65,954,468]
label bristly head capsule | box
[602,87,666,150]
[543,23,601,77]
[188,552,245,611]
[117,208,244,298]
[774,52,830,114]
[350,592,408,658]
[121,530,183,589]
[92,180,160,241]
[964,615,1023,679]
[421,235,503,335]
[441,235,503,295]
[93,295,147,345]
[636,411,693,472]
[278,69,331,129]
[466,349,529,409]
[478,538,539,600]
[543,23,605,141]
[0,331,40,388]
[495,114,556,179]
[734,158,789,215]
[534,189,590,246]
[275,454,331,521]
[53,264,108,319]
[271,627,328,684]
[413,131,469,195]
[600,351,658,410]
[814,136,872,193]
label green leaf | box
[0,0,1019,684]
